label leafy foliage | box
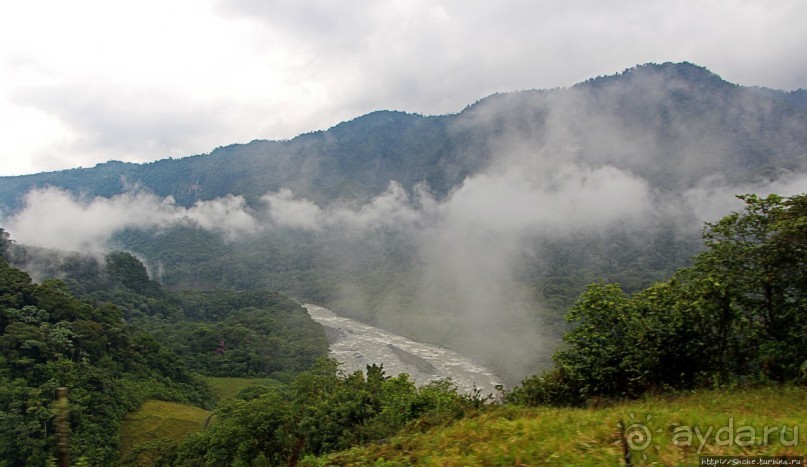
[509,194,807,406]
[174,359,486,466]
[1,240,327,464]
[0,253,214,465]
[146,294,328,380]
[8,248,330,382]
[0,228,9,258]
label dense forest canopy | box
[0,232,212,464]
[1,63,806,382]
[0,61,806,464]
[0,228,328,464]
[56,193,803,466]
[508,193,807,406]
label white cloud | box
[437,164,653,236]
[184,194,260,240]
[262,188,323,230]
[1,0,805,176]
[681,172,807,224]
[1,186,259,251]
[263,182,422,232]
[328,182,422,231]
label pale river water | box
[303,304,502,396]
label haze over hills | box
[1,62,805,210]
[2,62,806,380]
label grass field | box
[202,375,284,400]
[311,386,806,466]
[119,400,211,465]
[119,376,284,464]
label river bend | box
[304,304,502,396]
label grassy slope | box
[119,376,283,463]
[203,375,284,400]
[312,386,806,466]
[119,400,211,465]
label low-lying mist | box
[4,64,806,381]
[4,160,805,380]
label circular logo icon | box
[620,412,663,461]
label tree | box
[175,359,476,465]
[106,251,152,293]
[695,194,807,380]
[0,242,215,465]
[0,228,9,258]
[510,193,807,406]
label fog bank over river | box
[304,304,502,395]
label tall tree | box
[511,193,807,406]
[696,194,807,380]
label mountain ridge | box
[1,61,805,213]
[2,61,806,381]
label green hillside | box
[0,230,329,465]
[1,63,805,212]
[2,191,804,466]
[202,376,285,401]
[165,193,805,466]
[1,63,806,465]
[120,400,212,466]
[6,245,330,381]
[3,62,806,381]
[0,230,215,465]
[119,377,285,465]
[313,386,805,466]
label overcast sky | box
[1,0,805,176]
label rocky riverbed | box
[304,304,502,395]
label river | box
[303,304,502,396]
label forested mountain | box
[0,230,329,464]
[0,62,804,210]
[4,190,804,465]
[0,230,215,464]
[5,244,329,381]
[2,62,806,381]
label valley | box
[304,303,502,395]
[0,61,804,465]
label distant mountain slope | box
[458,62,807,187]
[1,62,804,212]
[2,62,805,382]
[0,110,467,210]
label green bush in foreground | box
[174,359,487,466]
[508,193,807,407]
